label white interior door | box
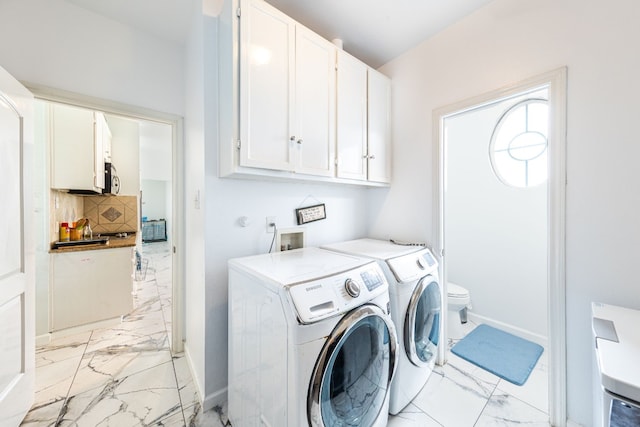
[0,66,35,425]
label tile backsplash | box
[50,191,84,242]
[84,195,139,234]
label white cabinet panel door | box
[294,27,335,177]
[240,0,294,171]
[51,248,133,331]
[50,103,98,191]
[336,50,368,180]
[0,65,35,426]
[367,69,392,183]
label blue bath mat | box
[451,324,543,386]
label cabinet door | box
[336,50,368,180]
[94,112,109,189]
[293,26,335,177]
[51,248,133,331]
[239,0,294,171]
[50,103,99,191]
[367,69,392,183]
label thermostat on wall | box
[295,204,326,225]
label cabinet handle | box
[290,136,296,142]
[369,154,376,160]
[363,154,376,160]
[297,138,303,145]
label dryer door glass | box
[405,278,441,367]
[308,305,397,427]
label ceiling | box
[264,0,494,67]
[65,0,494,68]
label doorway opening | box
[433,68,567,425]
[30,85,184,354]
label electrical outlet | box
[266,216,276,233]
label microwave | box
[103,162,120,195]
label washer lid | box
[321,239,438,283]
[228,247,373,289]
[592,302,640,403]
[321,238,422,261]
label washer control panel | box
[287,262,388,324]
[387,247,438,283]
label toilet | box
[447,282,471,340]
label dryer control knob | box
[344,278,361,298]
[416,258,427,269]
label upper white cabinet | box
[336,52,392,184]
[293,26,336,177]
[50,103,107,193]
[219,0,389,186]
[238,0,335,177]
[239,0,293,172]
[336,50,368,181]
[366,68,392,183]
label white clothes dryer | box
[321,239,442,415]
[228,247,399,427]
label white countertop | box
[592,302,640,402]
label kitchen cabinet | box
[50,247,133,331]
[96,112,112,163]
[237,0,335,177]
[336,52,392,184]
[50,103,107,193]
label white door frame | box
[432,67,567,426]
[24,83,185,353]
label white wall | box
[445,98,547,338]
[0,0,184,116]
[183,0,208,406]
[376,0,640,424]
[141,180,168,221]
[140,121,173,181]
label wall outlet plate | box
[266,216,276,233]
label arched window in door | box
[489,99,549,188]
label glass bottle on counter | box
[83,219,93,240]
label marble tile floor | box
[21,242,228,427]
[387,319,550,426]
[21,242,549,426]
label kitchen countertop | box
[49,234,137,253]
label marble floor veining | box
[22,241,549,426]
[22,242,229,427]
[387,320,549,426]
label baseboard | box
[203,387,228,413]
[182,345,204,405]
[467,312,549,349]
[36,333,51,347]
[181,345,227,413]
[48,317,122,341]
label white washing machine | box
[321,238,442,415]
[592,302,640,426]
[228,247,399,427]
